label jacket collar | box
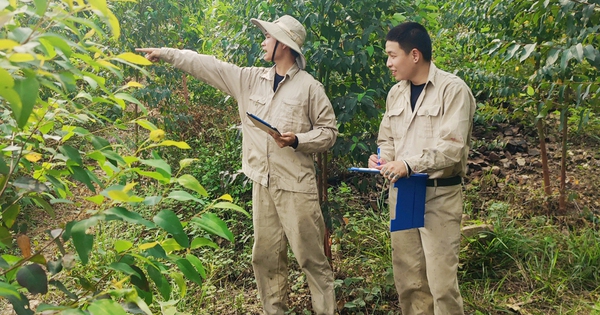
[261,63,301,81]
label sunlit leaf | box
[190,237,218,249]
[115,52,152,65]
[114,240,133,253]
[177,174,208,197]
[0,39,19,50]
[156,140,191,149]
[135,119,157,131]
[9,53,35,62]
[211,201,250,217]
[178,158,198,169]
[170,272,186,298]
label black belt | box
[426,176,462,187]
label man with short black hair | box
[137,14,337,315]
[368,22,475,315]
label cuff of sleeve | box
[290,136,299,149]
[402,160,412,178]
[295,133,309,151]
[160,48,175,63]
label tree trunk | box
[317,152,332,261]
[559,108,568,213]
[537,120,551,195]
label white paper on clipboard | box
[246,112,281,135]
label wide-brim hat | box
[250,15,307,69]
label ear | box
[411,49,420,63]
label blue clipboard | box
[246,112,281,135]
[390,173,428,232]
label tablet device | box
[246,112,281,135]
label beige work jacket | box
[160,49,338,193]
[377,63,476,179]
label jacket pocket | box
[387,107,406,139]
[248,94,267,117]
[279,98,310,133]
[416,104,441,139]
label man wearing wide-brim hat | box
[136,14,337,315]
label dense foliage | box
[1,0,599,314]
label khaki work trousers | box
[251,181,335,315]
[389,184,465,315]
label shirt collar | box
[261,63,301,81]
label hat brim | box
[251,18,306,70]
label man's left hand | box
[381,161,408,183]
[270,131,296,148]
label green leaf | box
[130,265,150,292]
[178,158,198,170]
[160,238,184,252]
[87,0,109,16]
[115,52,152,65]
[88,298,128,315]
[560,49,573,70]
[176,258,202,285]
[545,47,560,66]
[177,174,208,197]
[520,43,537,62]
[109,262,139,276]
[0,226,13,247]
[146,264,171,300]
[0,154,10,174]
[0,282,20,299]
[106,10,120,40]
[583,44,596,62]
[71,217,99,265]
[69,166,96,192]
[46,260,63,275]
[211,201,250,217]
[12,74,39,129]
[50,280,79,302]
[190,237,218,250]
[153,210,189,248]
[135,119,157,131]
[114,240,133,253]
[31,195,55,218]
[139,158,171,176]
[527,86,535,96]
[3,204,20,228]
[185,254,206,279]
[16,263,48,294]
[171,272,186,299]
[105,207,155,228]
[59,145,83,166]
[191,213,233,242]
[166,190,203,203]
[6,293,33,315]
[157,140,191,149]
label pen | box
[377,147,381,166]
